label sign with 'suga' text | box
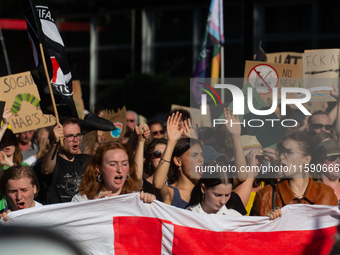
[244,61,301,105]
[0,71,56,133]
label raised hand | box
[223,107,241,136]
[263,148,277,163]
[167,112,183,142]
[182,118,199,139]
[2,108,13,124]
[53,123,64,144]
[331,84,339,100]
[0,151,12,167]
[135,123,150,142]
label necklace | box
[291,184,308,203]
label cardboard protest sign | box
[102,106,126,142]
[265,52,303,66]
[302,49,339,102]
[171,104,208,127]
[72,80,85,119]
[244,61,300,104]
[80,130,97,154]
[227,83,287,148]
[0,71,56,133]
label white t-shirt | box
[187,203,241,216]
[3,200,43,212]
[71,193,89,202]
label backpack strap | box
[270,184,277,210]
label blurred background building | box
[0,0,339,119]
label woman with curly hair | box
[72,142,154,202]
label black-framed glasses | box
[152,150,163,158]
[64,134,83,142]
[326,155,340,162]
[152,130,164,136]
[310,123,333,131]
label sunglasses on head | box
[326,155,340,162]
[152,150,163,158]
[152,130,164,136]
[310,123,333,131]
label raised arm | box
[153,112,183,204]
[223,107,247,184]
[134,123,150,187]
[0,109,13,141]
[233,149,260,207]
[41,123,63,175]
[330,85,340,145]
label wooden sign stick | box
[39,43,64,148]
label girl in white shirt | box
[0,165,42,221]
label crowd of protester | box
[0,85,340,225]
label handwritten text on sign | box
[0,71,56,133]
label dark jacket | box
[251,178,338,216]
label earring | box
[126,174,130,180]
[178,166,181,171]
[97,174,103,182]
[202,193,205,205]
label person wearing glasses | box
[33,117,91,204]
[147,120,165,139]
[251,130,338,216]
[143,138,167,185]
[317,139,340,204]
[307,111,333,134]
[126,110,138,130]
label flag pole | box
[219,0,225,104]
[0,27,11,75]
[39,43,64,147]
[221,44,224,104]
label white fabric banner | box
[1,193,339,255]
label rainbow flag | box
[192,0,224,104]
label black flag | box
[23,0,78,118]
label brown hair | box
[0,165,39,196]
[0,129,22,166]
[59,116,80,127]
[79,142,140,199]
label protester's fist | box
[267,208,282,220]
[53,123,64,144]
[140,191,156,203]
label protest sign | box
[72,80,85,119]
[244,61,300,104]
[228,83,286,148]
[302,49,339,102]
[0,194,337,255]
[0,71,56,133]
[265,52,303,65]
[102,106,126,141]
[171,104,209,127]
